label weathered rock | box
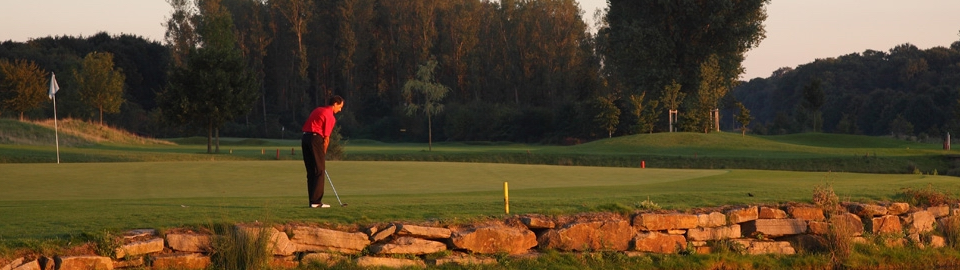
[10,260,40,270]
[538,220,633,251]
[236,225,297,256]
[902,210,936,234]
[166,233,212,252]
[829,213,864,236]
[520,216,556,229]
[741,219,807,238]
[787,206,825,221]
[846,203,887,217]
[111,257,143,269]
[370,236,446,255]
[686,224,741,241]
[866,215,902,235]
[301,253,346,266]
[396,224,452,239]
[433,253,498,266]
[938,216,960,234]
[631,232,686,254]
[697,212,726,228]
[121,229,156,239]
[451,225,537,255]
[115,238,164,259]
[738,240,796,255]
[807,221,829,235]
[929,235,947,248]
[759,207,787,219]
[370,224,397,242]
[726,206,758,224]
[55,256,112,270]
[1,258,23,270]
[355,257,425,268]
[780,234,827,252]
[927,205,950,218]
[887,202,910,215]
[290,226,370,254]
[270,255,298,269]
[633,213,699,231]
[149,253,210,270]
[666,229,686,235]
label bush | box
[812,183,841,215]
[896,184,954,207]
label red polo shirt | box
[302,106,336,137]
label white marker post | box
[49,73,61,164]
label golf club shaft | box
[323,170,344,206]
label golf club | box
[323,170,347,207]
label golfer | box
[301,95,344,208]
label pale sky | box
[2,0,959,80]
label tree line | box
[1,0,780,149]
[734,40,960,140]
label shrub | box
[79,230,121,258]
[896,184,953,207]
[635,197,662,211]
[812,183,841,216]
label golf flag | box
[48,72,60,99]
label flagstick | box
[53,94,60,164]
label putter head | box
[341,203,348,207]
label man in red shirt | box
[301,95,344,208]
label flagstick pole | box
[53,95,60,164]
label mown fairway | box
[3,160,959,242]
[3,119,960,243]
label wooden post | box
[504,182,510,214]
[668,110,679,132]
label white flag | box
[48,72,60,99]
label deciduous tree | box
[403,59,449,151]
[73,52,126,125]
[0,59,47,120]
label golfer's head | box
[329,95,344,114]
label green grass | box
[3,160,958,242]
[4,119,960,268]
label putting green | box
[0,161,726,201]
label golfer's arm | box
[323,137,329,153]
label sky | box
[2,0,959,80]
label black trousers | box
[302,133,325,204]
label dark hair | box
[328,95,344,106]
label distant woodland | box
[1,0,957,146]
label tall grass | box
[210,224,271,270]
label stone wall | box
[2,202,957,270]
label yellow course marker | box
[504,182,509,214]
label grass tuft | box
[210,224,272,270]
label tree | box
[594,96,620,138]
[164,0,198,68]
[159,0,257,153]
[800,79,825,132]
[602,0,768,120]
[889,114,914,139]
[628,92,659,134]
[688,54,728,133]
[73,52,126,125]
[734,102,753,136]
[160,47,257,153]
[402,59,449,151]
[0,59,47,121]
